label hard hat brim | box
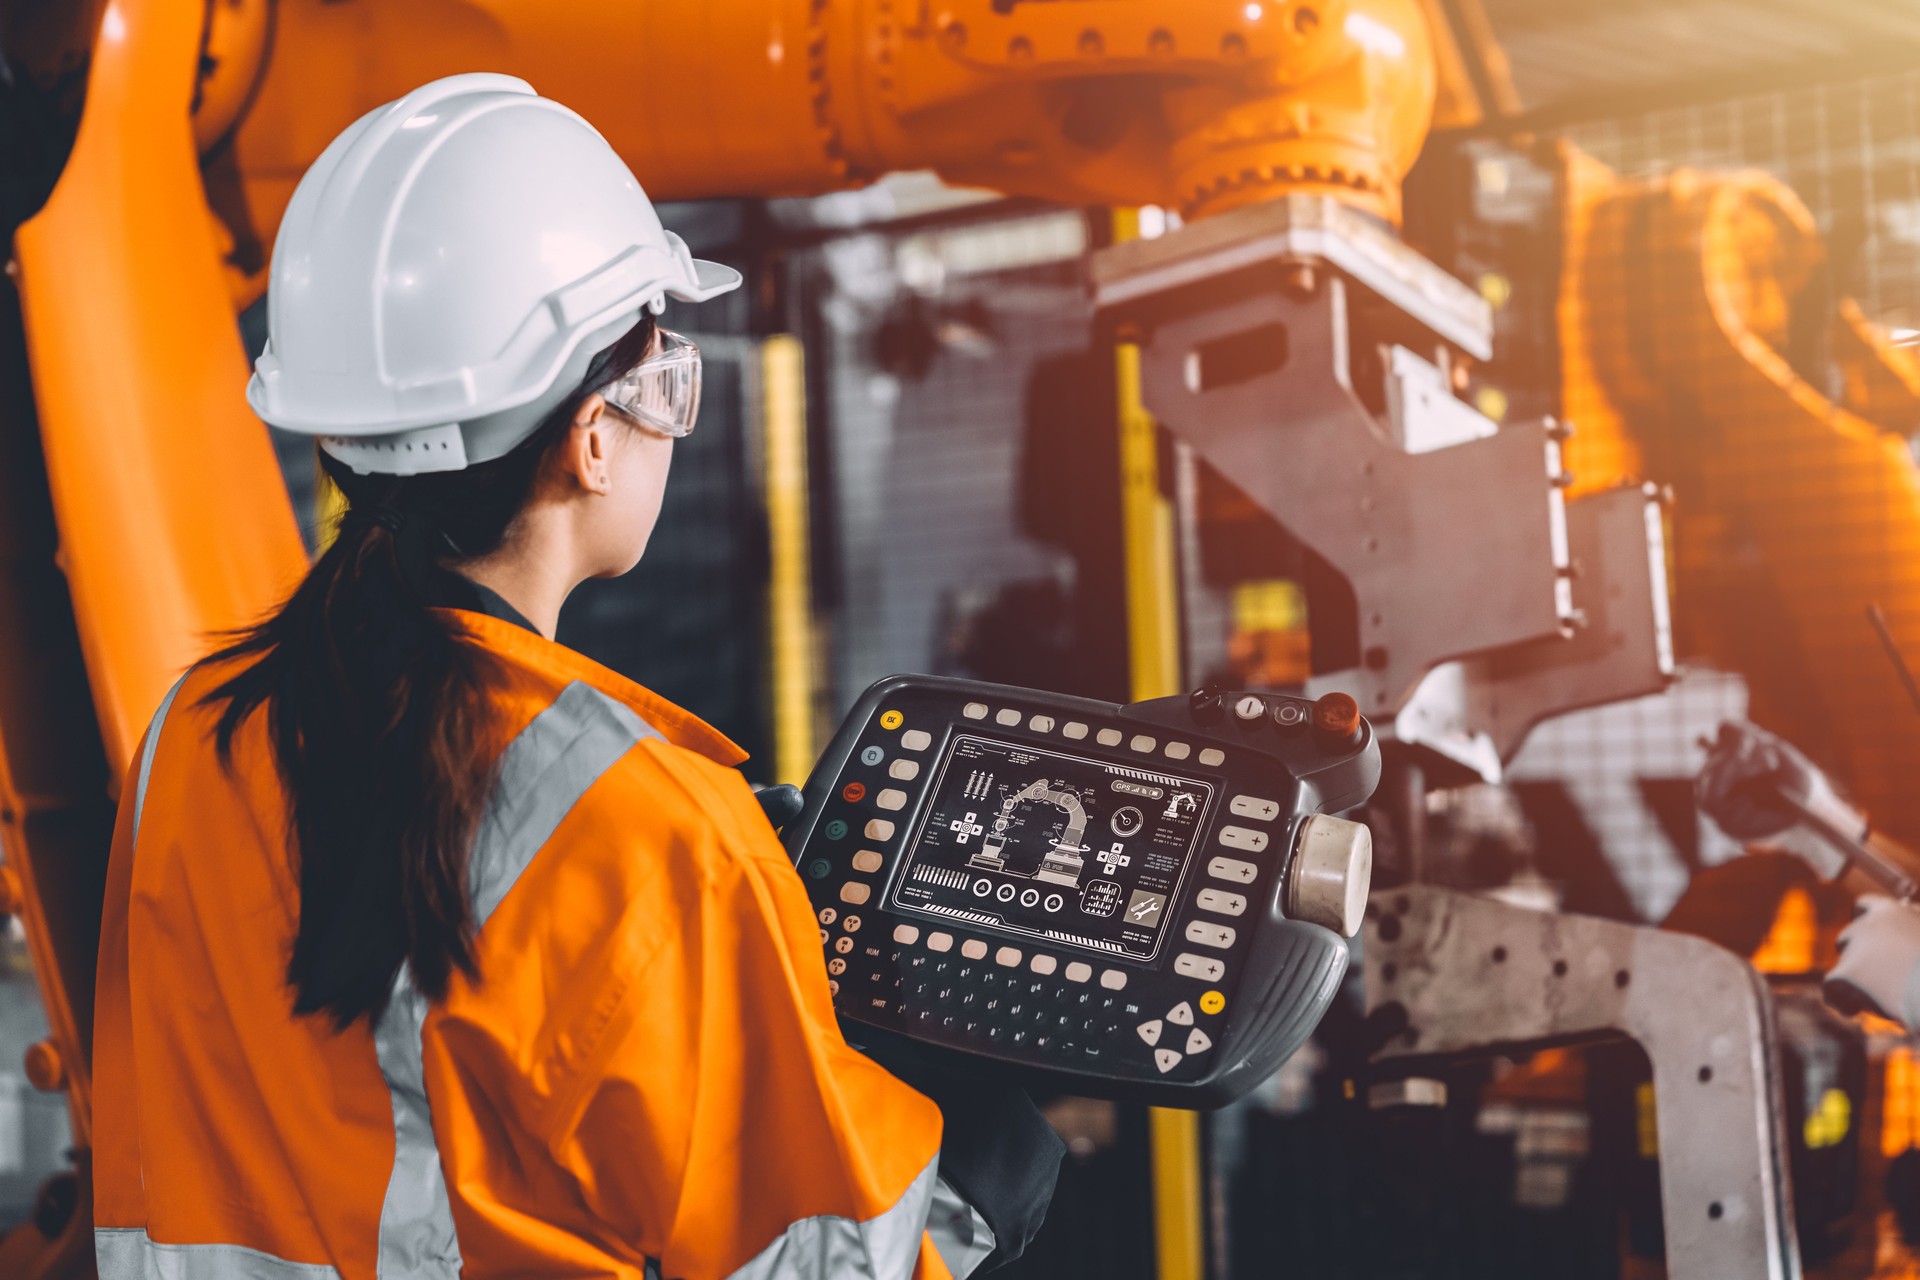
[677,257,744,302]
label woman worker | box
[91,73,1057,1280]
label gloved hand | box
[1697,721,1864,879]
[751,783,805,834]
[850,1033,1065,1274]
[1826,896,1920,1027]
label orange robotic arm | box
[220,0,1435,298]
[1,0,308,1180]
[1559,154,1920,847]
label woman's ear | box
[564,394,615,496]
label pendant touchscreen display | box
[887,734,1215,962]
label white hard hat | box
[247,73,742,475]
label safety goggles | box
[599,328,702,438]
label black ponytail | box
[203,315,657,1029]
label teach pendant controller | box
[785,676,1381,1108]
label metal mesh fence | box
[1414,69,1920,919]
[800,210,1132,720]
[1566,71,1920,332]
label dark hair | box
[202,314,658,1029]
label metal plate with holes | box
[1364,886,1798,1280]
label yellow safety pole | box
[1117,341,1182,702]
[1113,208,1204,1280]
[314,453,346,553]
[762,334,819,785]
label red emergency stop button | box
[1313,691,1362,745]
[842,782,867,802]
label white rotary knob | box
[1286,815,1373,937]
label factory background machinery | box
[2,0,1920,1277]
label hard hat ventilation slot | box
[319,423,469,476]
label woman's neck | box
[453,559,565,638]
[451,520,580,640]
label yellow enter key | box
[1199,990,1226,1016]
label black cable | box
[1868,603,1920,721]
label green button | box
[824,819,849,840]
[807,859,832,880]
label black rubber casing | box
[785,675,1381,1109]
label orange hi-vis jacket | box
[93,611,984,1280]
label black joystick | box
[1188,686,1227,726]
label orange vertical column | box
[15,0,306,773]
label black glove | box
[1696,720,1820,839]
[1696,721,1865,882]
[855,1034,1064,1273]
[751,783,805,834]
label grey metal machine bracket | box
[1365,886,1802,1280]
[1090,194,1674,771]
[1090,196,1575,722]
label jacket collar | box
[437,608,748,767]
[425,567,541,636]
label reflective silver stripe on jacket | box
[95,1229,342,1279]
[101,680,657,1280]
[131,671,191,849]
[725,1155,941,1280]
[371,680,657,1279]
[926,1173,997,1279]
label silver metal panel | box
[1129,276,1573,720]
[1385,484,1678,775]
[1384,346,1497,453]
[1088,194,1493,359]
[1366,887,1801,1280]
[1481,484,1675,754]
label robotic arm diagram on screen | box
[891,735,1215,963]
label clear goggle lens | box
[600,328,702,438]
